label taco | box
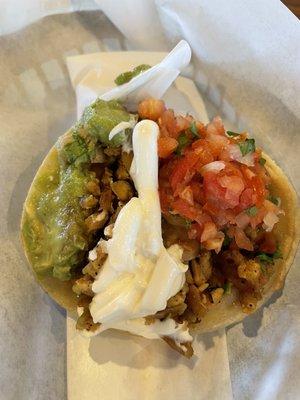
[21,90,298,358]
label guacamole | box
[81,99,132,146]
[22,99,134,281]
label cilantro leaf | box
[257,253,274,264]
[226,130,240,137]
[259,157,266,166]
[222,233,232,249]
[246,206,258,216]
[176,133,190,155]
[273,248,282,259]
[190,121,200,138]
[256,248,282,264]
[238,138,256,156]
[61,130,91,166]
[223,281,232,294]
[268,195,280,206]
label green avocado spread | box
[22,99,134,281]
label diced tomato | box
[175,115,190,133]
[194,148,215,168]
[178,186,194,205]
[159,125,170,138]
[235,212,251,229]
[206,116,226,136]
[258,232,277,254]
[242,167,256,180]
[203,203,235,227]
[218,174,245,208]
[159,158,176,179]
[172,198,199,221]
[193,137,223,158]
[155,109,281,253]
[194,211,213,226]
[159,109,178,138]
[196,121,206,135]
[192,138,205,150]
[251,175,267,205]
[206,135,228,158]
[202,201,220,217]
[203,169,245,210]
[138,98,166,121]
[239,188,254,210]
[201,222,218,242]
[170,151,199,192]
[159,188,173,212]
[189,181,206,204]
[158,137,178,158]
[234,227,253,251]
[203,171,228,209]
[252,150,261,165]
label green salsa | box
[114,64,151,86]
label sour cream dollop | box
[89,120,191,343]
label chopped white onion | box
[241,152,255,167]
[235,212,251,229]
[108,121,133,140]
[200,161,225,174]
[108,115,137,141]
[228,144,255,166]
[263,211,279,232]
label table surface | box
[282,0,300,17]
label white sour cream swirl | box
[89,120,191,343]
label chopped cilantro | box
[257,253,274,264]
[268,195,280,206]
[259,157,266,166]
[238,138,256,156]
[226,130,240,137]
[176,133,190,155]
[223,281,232,294]
[61,130,91,166]
[257,248,282,264]
[246,206,258,216]
[222,233,232,249]
[190,121,200,138]
[273,247,282,259]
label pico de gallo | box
[138,98,283,256]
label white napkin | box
[67,40,192,117]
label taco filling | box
[22,95,288,358]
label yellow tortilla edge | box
[21,147,299,330]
